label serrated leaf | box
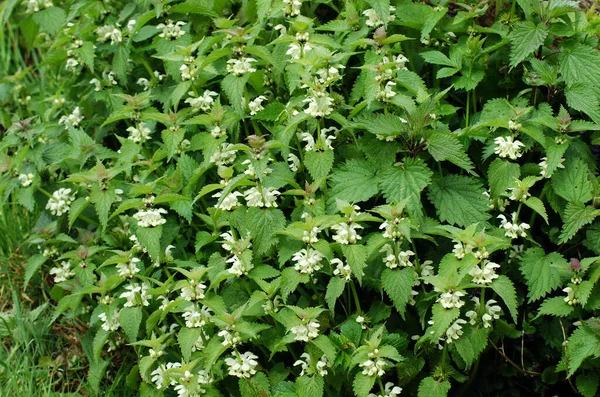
[379,158,432,214]
[566,326,600,377]
[524,196,548,224]
[508,21,548,68]
[247,208,286,256]
[120,307,142,342]
[33,7,66,35]
[353,373,376,397]
[427,132,475,175]
[421,50,455,67]
[365,0,390,27]
[178,327,202,362]
[136,225,162,263]
[240,372,270,397]
[536,297,574,318]
[90,186,115,229]
[69,197,90,229]
[381,268,415,319]
[454,326,490,368]
[222,74,249,114]
[297,375,324,397]
[577,372,599,397]
[559,43,600,91]
[341,245,367,284]
[551,158,592,203]
[427,175,490,227]
[559,202,599,244]
[418,377,451,397]
[325,277,346,311]
[491,275,518,323]
[565,83,600,123]
[519,247,571,302]
[356,113,406,137]
[329,159,379,203]
[487,158,520,198]
[305,149,334,182]
[24,254,47,289]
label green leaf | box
[519,247,570,302]
[329,160,379,204]
[311,335,338,363]
[69,197,90,229]
[170,0,217,16]
[491,275,518,323]
[247,208,286,256]
[341,245,367,284]
[381,268,415,319]
[162,128,186,160]
[487,158,520,198]
[551,158,593,203]
[222,74,249,113]
[524,196,548,225]
[90,186,115,229]
[421,50,455,67]
[427,175,490,227]
[577,372,599,397]
[566,326,600,377]
[418,377,451,397]
[24,254,47,289]
[32,7,66,35]
[112,45,130,83]
[536,296,574,318]
[178,327,202,362]
[305,150,334,182]
[240,372,271,397]
[454,326,490,368]
[136,225,162,263]
[559,202,599,244]
[297,375,324,397]
[379,158,433,214]
[426,132,475,175]
[356,113,406,138]
[325,277,346,311]
[559,43,600,91]
[508,21,548,68]
[365,0,390,28]
[120,307,142,342]
[353,373,376,397]
[565,83,600,123]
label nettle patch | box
[3,0,600,396]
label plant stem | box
[350,281,362,313]
[35,186,52,199]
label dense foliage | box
[3,0,600,395]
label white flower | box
[210,125,226,138]
[287,153,300,172]
[49,260,75,283]
[360,355,386,377]
[225,351,259,378]
[218,329,242,347]
[90,78,101,91]
[331,222,363,244]
[293,353,311,376]
[181,280,206,301]
[291,319,320,342]
[119,282,150,307]
[18,173,34,187]
[243,186,280,208]
[397,250,415,268]
[320,127,337,150]
[227,254,249,276]
[509,244,524,262]
[65,58,79,72]
[363,6,396,27]
[498,212,530,239]
[226,57,257,76]
[508,120,522,131]
[286,40,312,60]
[283,0,302,16]
[126,19,136,33]
[151,362,181,389]
[156,20,186,39]
[356,315,367,329]
[299,132,316,151]
[483,299,502,327]
[317,65,344,84]
[292,248,324,274]
[106,71,118,85]
[24,0,53,13]
[469,261,500,284]
[316,355,329,376]
[445,319,467,343]
[539,156,565,178]
[494,136,525,160]
[185,90,218,111]
[437,290,465,309]
[46,188,76,216]
[376,81,396,101]
[133,208,168,228]
[209,143,237,166]
[182,304,212,328]
[99,311,120,332]
[179,64,197,81]
[368,382,403,397]
[466,310,478,325]
[58,106,83,129]
[117,257,141,278]
[213,191,243,211]
[303,91,334,117]
[249,96,267,115]
[564,287,577,305]
[96,25,122,45]
[302,227,320,243]
[332,258,352,280]
[137,78,150,90]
